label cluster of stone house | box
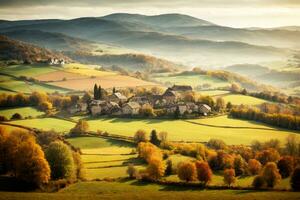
[48,58,65,65]
[69,85,212,117]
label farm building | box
[109,92,127,104]
[199,104,211,116]
[122,102,141,115]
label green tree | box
[150,130,160,146]
[45,141,75,180]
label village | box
[69,85,212,118]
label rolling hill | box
[0,13,295,67]
[0,35,70,63]
[2,30,96,51]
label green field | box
[199,90,230,96]
[0,107,44,118]
[7,118,75,133]
[0,64,60,77]
[84,116,299,145]
[7,115,299,145]
[153,74,229,88]
[1,180,298,200]
[218,94,268,105]
[0,75,71,94]
[67,136,142,180]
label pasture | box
[0,64,59,77]
[218,94,268,105]
[49,75,157,90]
[67,136,142,180]
[0,107,44,118]
[1,181,298,200]
[0,74,71,94]
[153,74,229,88]
[85,116,299,145]
[7,118,75,133]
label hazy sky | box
[0,0,299,28]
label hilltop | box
[0,35,70,63]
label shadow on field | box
[0,176,36,192]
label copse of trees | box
[255,148,280,165]
[0,127,50,186]
[230,107,300,131]
[291,167,300,191]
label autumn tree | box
[45,141,75,180]
[195,161,212,185]
[11,113,22,120]
[277,156,294,178]
[177,161,197,182]
[137,142,162,163]
[233,155,247,176]
[72,151,85,180]
[14,140,51,186]
[38,101,53,111]
[158,131,168,143]
[261,162,281,188]
[223,168,236,186]
[290,166,300,191]
[285,134,299,156]
[255,148,280,165]
[150,129,160,146]
[70,120,89,136]
[215,97,225,112]
[139,104,155,117]
[134,129,148,143]
[147,157,165,180]
[165,159,173,175]
[248,159,262,175]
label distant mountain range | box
[0,13,299,68]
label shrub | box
[127,164,138,179]
[291,167,300,191]
[248,159,262,175]
[134,129,148,143]
[195,161,212,185]
[70,120,89,136]
[11,113,22,120]
[277,156,294,178]
[209,150,234,170]
[45,141,75,180]
[252,175,266,189]
[261,162,281,188]
[223,168,236,186]
[207,139,227,150]
[177,161,197,182]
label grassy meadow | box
[1,181,298,200]
[219,94,268,105]
[0,107,44,118]
[67,136,142,180]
